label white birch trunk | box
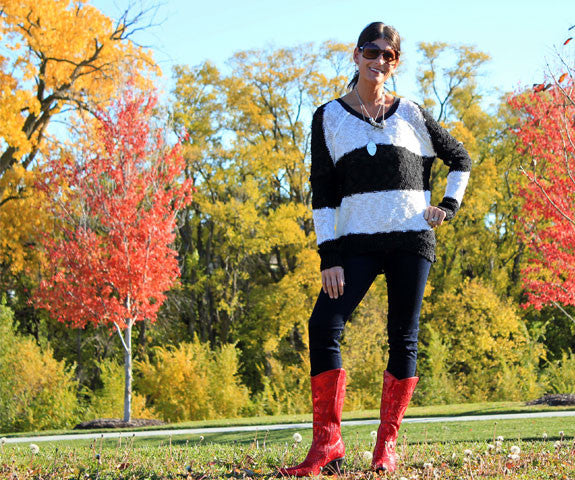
[123,322,132,422]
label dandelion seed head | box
[423,462,433,469]
[199,436,204,441]
[362,451,373,461]
[554,441,561,449]
[293,433,302,443]
[559,431,564,436]
[495,440,503,448]
[464,449,472,456]
[29,444,39,454]
[0,438,6,445]
[497,435,504,442]
[542,432,548,439]
[510,445,520,455]
[487,444,495,450]
[370,430,377,439]
[508,454,520,461]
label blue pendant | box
[367,141,377,156]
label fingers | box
[425,206,446,228]
[321,266,345,299]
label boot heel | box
[322,457,344,474]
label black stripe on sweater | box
[339,230,437,264]
[310,104,341,209]
[334,144,435,197]
[418,105,472,173]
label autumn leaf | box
[564,37,572,45]
[558,73,568,83]
[533,83,546,92]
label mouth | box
[369,67,384,74]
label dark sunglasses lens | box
[362,47,380,59]
[362,45,397,62]
[382,50,397,62]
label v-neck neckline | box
[336,96,400,125]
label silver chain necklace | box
[354,88,387,156]
[354,88,386,129]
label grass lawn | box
[1,402,574,479]
[3,400,574,438]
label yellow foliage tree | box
[0,0,157,191]
[0,165,50,278]
[170,44,354,404]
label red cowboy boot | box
[371,370,419,473]
[278,368,346,477]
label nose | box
[375,53,387,65]
[375,56,387,68]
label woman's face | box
[353,37,399,87]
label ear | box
[353,47,360,67]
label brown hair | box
[347,22,401,91]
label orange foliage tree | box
[32,88,193,421]
[508,31,575,320]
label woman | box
[278,22,471,476]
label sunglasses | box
[359,43,399,63]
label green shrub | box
[88,357,157,420]
[250,356,311,416]
[542,351,575,394]
[0,300,82,432]
[340,275,388,410]
[135,336,250,421]
[420,279,544,402]
[415,323,463,405]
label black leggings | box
[308,250,431,379]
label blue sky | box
[94,0,573,106]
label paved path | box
[4,411,575,444]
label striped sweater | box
[311,96,471,271]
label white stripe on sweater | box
[312,207,337,245]
[444,171,470,203]
[322,99,436,164]
[335,190,432,237]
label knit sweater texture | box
[311,96,472,271]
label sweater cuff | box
[437,197,460,221]
[318,240,343,271]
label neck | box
[356,78,387,105]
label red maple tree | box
[508,66,575,318]
[33,88,193,421]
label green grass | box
[1,413,574,479]
[2,403,574,479]
[3,400,573,439]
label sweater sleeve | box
[418,106,472,221]
[310,104,343,271]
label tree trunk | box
[123,323,132,422]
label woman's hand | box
[424,206,446,228]
[321,266,345,299]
